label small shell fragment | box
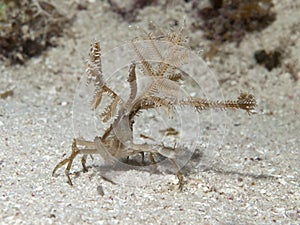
[97,185,104,196]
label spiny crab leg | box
[52,139,99,185]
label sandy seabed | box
[0,0,299,224]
